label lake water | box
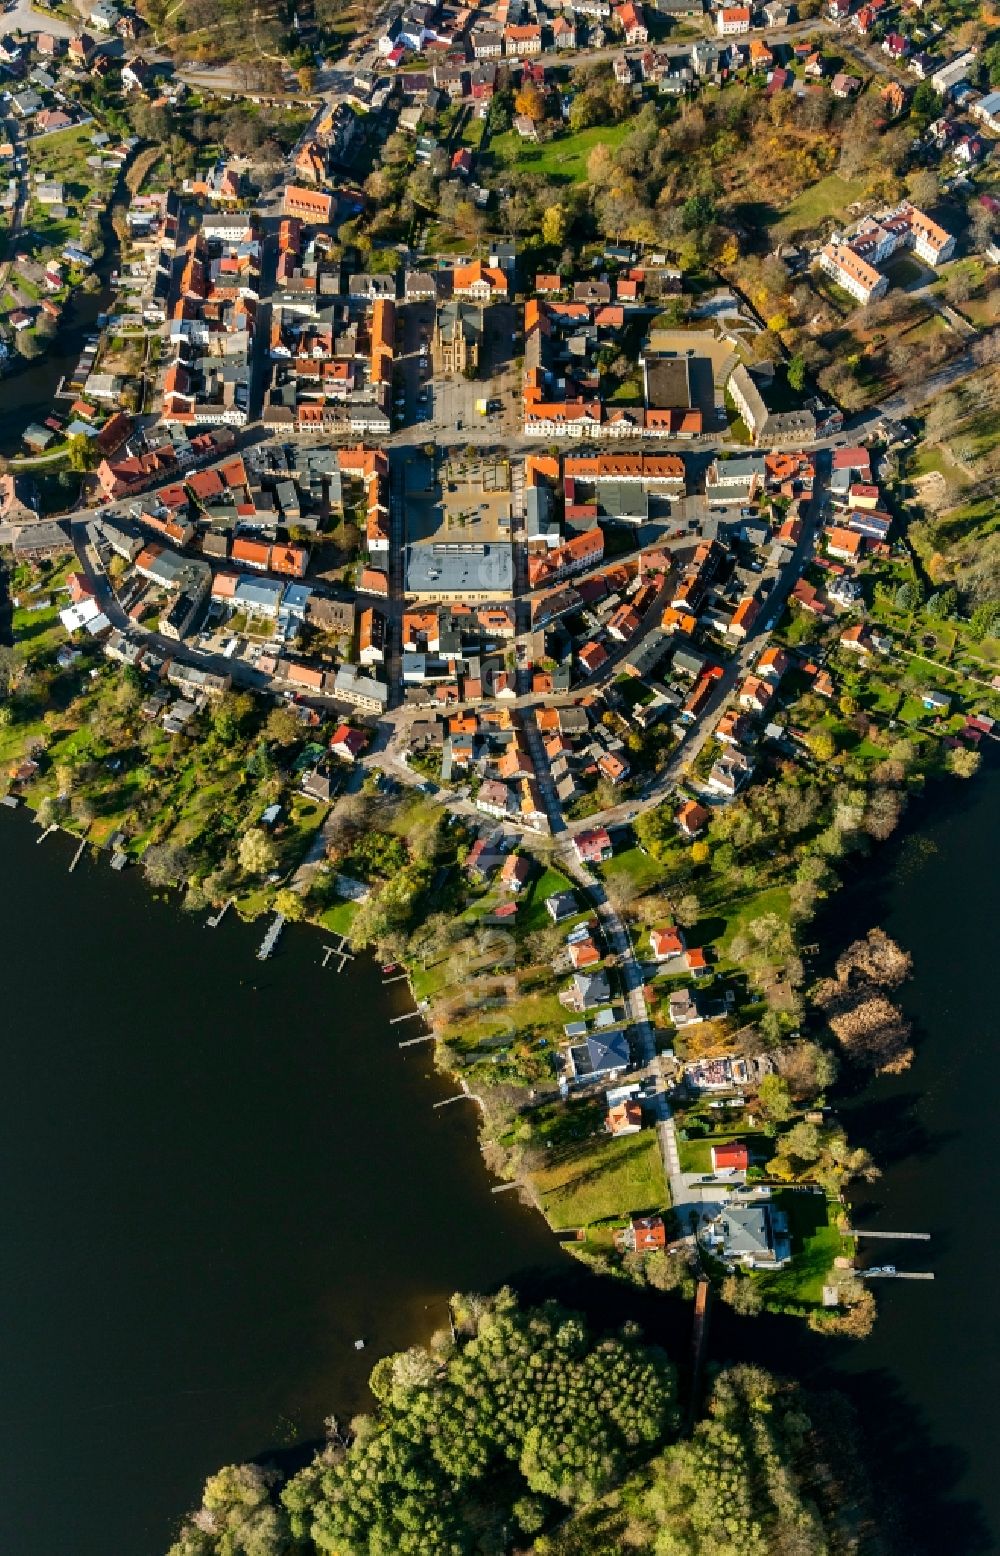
[1,758,997,1555]
[0,813,564,1556]
[823,756,1000,1555]
[712,755,1000,1556]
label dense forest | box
[166,1291,881,1556]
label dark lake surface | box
[0,757,997,1555]
[822,756,1000,1555]
[713,755,1000,1556]
[0,813,564,1556]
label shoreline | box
[4,757,997,1555]
[8,744,988,1302]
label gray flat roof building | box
[405,541,514,600]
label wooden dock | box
[257,914,285,961]
[68,830,90,873]
[390,1008,422,1025]
[491,1182,520,1194]
[399,1031,434,1048]
[36,824,58,844]
[862,1270,935,1280]
[687,1279,711,1434]
[321,936,354,972]
[433,1094,468,1109]
[382,973,408,985]
[853,1230,931,1241]
[206,898,233,928]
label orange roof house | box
[232,537,271,570]
[607,1099,643,1135]
[827,525,864,560]
[453,261,508,299]
[676,799,711,837]
[271,544,308,577]
[651,927,685,961]
[282,184,333,223]
[627,1215,666,1252]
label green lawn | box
[755,1191,849,1308]
[318,899,359,936]
[598,846,667,896]
[490,121,632,184]
[714,886,792,960]
[677,1130,770,1175]
[519,865,577,933]
[531,1129,668,1230]
[882,255,924,288]
[773,173,867,239]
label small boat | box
[354,1338,365,1350]
[382,963,399,974]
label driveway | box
[4,0,78,35]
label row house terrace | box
[339,446,391,561]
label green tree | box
[806,727,837,763]
[281,1290,678,1552]
[721,1273,763,1316]
[273,888,306,921]
[758,1072,793,1123]
[167,1463,293,1556]
[912,82,942,119]
[681,192,716,231]
[787,352,806,391]
[264,705,303,746]
[142,842,192,888]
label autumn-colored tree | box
[541,204,567,247]
[514,82,545,122]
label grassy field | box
[519,865,579,933]
[708,885,792,963]
[755,1192,848,1307]
[773,173,867,239]
[319,899,359,936]
[490,122,632,184]
[531,1129,668,1230]
[597,845,667,896]
[677,1129,770,1175]
[882,255,925,289]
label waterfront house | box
[624,1215,666,1252]
[703,1198,790,1267]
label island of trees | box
[166,1290,883,1556]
